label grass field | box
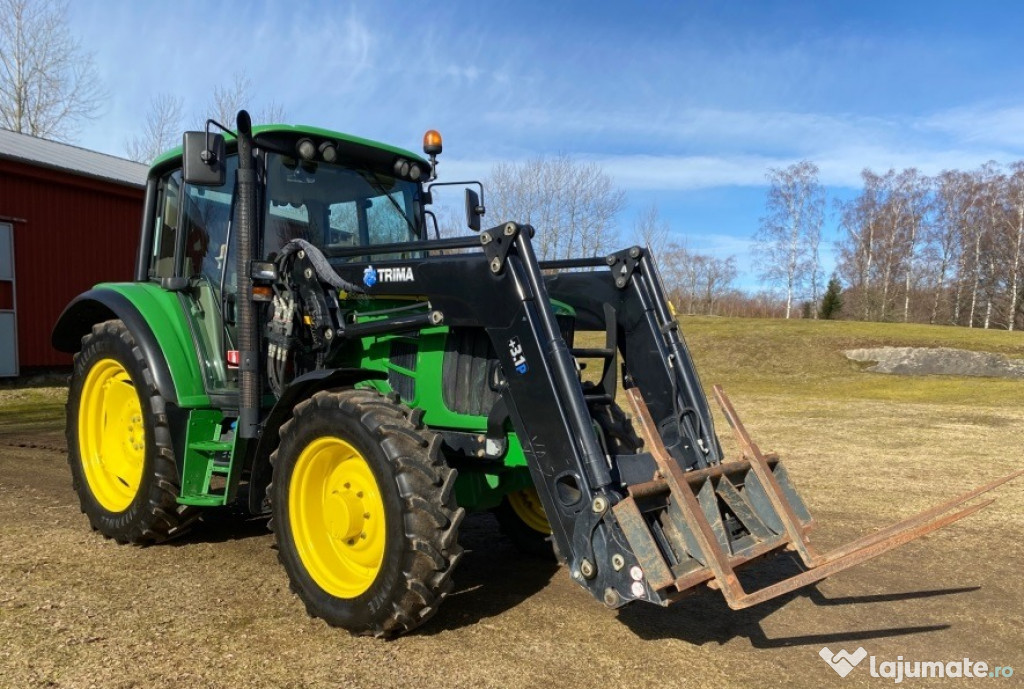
[1,317,1021,689]
[678,316,1024,405]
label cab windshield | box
[262,152,422,261]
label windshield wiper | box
[359,167,418,239]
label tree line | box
[836,163,1024,330]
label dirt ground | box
[1,392,1022,689]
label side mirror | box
[183,131,226,186]
[465,188,484,232]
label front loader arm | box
[322,222,1021,612]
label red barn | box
[0,128,147,376]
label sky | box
[65,0,1024,290]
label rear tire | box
[270,389,464,637]
[66,320,198,544]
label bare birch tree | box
[0,0,104,140]
[999,162,1024,330]
[485,154,625,261]
[199,71,286,127]
[927,170,974,324]
[124,93,184,163]
[754,161,824,318]
[836,169,884,319]
[631,203,671,256]
[892,169,930,322]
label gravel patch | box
[844,346,1024,378]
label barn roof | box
[0,128,147,188]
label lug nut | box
[611,554,625,571]
[580,559,595,579]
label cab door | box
[178,157,240,395]
[149,159,239,396]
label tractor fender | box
[52,288,180,405]
[246,367,387,515]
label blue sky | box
[67,1,1024,289]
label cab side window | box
[181,156,238,284]
[149,169,183,279]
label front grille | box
[441,314,576,416]
[389,339,418,371]
[442,328,501,416]
[388,339,418,402]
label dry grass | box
[1,318,1022,688]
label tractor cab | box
[135,126,432,396]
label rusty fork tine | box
[712,385,823,566]
[816,467,1024,566]
[710,385,1023,570]
[730,499,994,609]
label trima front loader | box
[54,112,1022,636]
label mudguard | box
[52,284,208,407]
[245,367,387,515]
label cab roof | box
[150,123,427,171]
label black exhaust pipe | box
[235,110,259,439]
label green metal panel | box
[335,297,576,511]
[453,466,534,512]
[98,282,211,408]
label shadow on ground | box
[418,512,560,634]
[616,553,973,647]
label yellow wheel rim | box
[289,436,386,599]
[78,358,146,513]
[508,487,552,534]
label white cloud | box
[919,103,1024,148]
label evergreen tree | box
[819,275,844,320]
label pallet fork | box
[613,385,1024,607]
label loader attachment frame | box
[615,386,1024,608]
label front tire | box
[66,320,197,544]
[271,389,464,637]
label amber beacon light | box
[423,130,442,180]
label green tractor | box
[53,112,1022,637]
